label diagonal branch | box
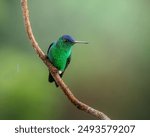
[21,0,110,120]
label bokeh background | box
[0,0,150,120]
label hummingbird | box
[47,35,88,87]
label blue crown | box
[62,35,75,43]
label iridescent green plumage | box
[47,35,88,87]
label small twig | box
[21,0,110,120]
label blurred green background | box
[0,0,150,120]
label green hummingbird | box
[47,35,88,87]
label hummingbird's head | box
[57,35,88,47]
[62,35,76,46]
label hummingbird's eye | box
[63,39,68,42]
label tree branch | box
[21,0,110,120]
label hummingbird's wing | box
[47,42,54,55]
[47,42,59,86]
[65,55,71,70]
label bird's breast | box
[50,48,70,71]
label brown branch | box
[21,0,111,120]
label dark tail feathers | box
[48,72,59,87]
